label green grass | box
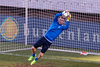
[0,54,100,67]
[8,49,100,62]
[0,42,100,67]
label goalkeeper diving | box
[28,10,71,65]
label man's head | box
[58,15,67,25]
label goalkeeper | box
[28,10,71,65]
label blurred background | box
[0,0,100,67]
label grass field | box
[0,42,100,67]
[0,49,100,67]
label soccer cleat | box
[28,54,36,61]
[31,60,36,65]
[28,56,34,61]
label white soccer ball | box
[62,10,70,17]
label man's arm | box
[61,21,70,30]
[53,13,62,22]
[62,15,71,30]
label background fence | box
[0,0,100,55]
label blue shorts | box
[34,36,52,53]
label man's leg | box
[31,52,44,65]
[30,36,51,65]
[30,43,49,65]
[37,52,44,59]
[32,46,36,54]
[28,46,37,61]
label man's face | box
[58,16,66,25]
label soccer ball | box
[62,10,70,17]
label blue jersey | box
[44,13,70,42]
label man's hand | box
[67,14,71,21]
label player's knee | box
[38,52,44,59]
[32,46,36,51]
[40,52,44,57]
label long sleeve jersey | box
[44,13,70,42]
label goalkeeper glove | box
[67,14,71,21]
